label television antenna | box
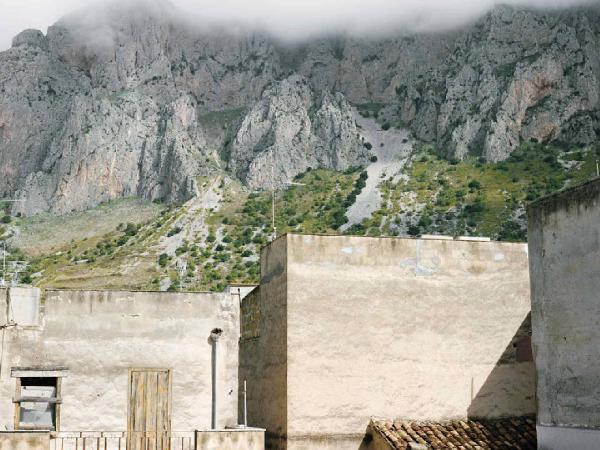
[0,242,6,288]
[268,150,306,241]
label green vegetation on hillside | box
[354,142,599,240]
[182,168,362,291]
[4,141,599,292]
[12,198,164,256]
[12,169,361,292]
[19,204,173,290]
[215,167,364,234]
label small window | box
[14,376,62,430]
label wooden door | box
[127,369,171,450]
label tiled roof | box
[370,416,536,450]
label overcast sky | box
[0,0,597,50]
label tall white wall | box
[528,178,600,449]
[243,233,535,450]
[287,235,533,439]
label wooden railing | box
[50,431,195,450]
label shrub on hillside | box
[167,226,182,237]
[464,200,485,214]
[331,209,348,230]
[407,224,420,236]
[468,180,482,191]
[124,223,138,236]
[158,253,169,267]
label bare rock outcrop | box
[228,75,367,189]
[14,93,207,214]
[394,6,600,160]
[1,1,600,214]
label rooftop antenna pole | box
[271,150,276,240]
[1,242,5,288]
[596,159,599,177]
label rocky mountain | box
[229,75,366,188]
[1,0,599,215]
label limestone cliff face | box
[393,6,600,160]
[0,3,282,214]
[229,75,367,188]
[1,1,599,214]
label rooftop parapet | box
[527,176,600,221]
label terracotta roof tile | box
[371,417,536,450]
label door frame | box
[127,368,173,450]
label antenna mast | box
[271,150,276,240]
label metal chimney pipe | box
[210,328,223,430]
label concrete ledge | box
[195,428,265,450]
[287,432,369,450]
[0,431,50,450]
[537,424,600,450]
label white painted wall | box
[243,234,535,450]
[0,288,241,432]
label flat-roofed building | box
[240,233,535,450]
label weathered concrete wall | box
[536,424,600,450]
[0,431,49,450]
[239,237,288,450]
[244,234,534,450]
[528,177,600,448]
[195,428,265,450]
[0,288,241,431]
[241,287,260,340]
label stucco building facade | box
[240,234,536,450]
[528,177,600,450]
[0,286,262,450]
[0,232,540,450]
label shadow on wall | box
[358,428,374,450]
[467,313,535,419]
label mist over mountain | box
[1,0,598,50]
[0,0,599,215]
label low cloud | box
[0,0,597,50]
